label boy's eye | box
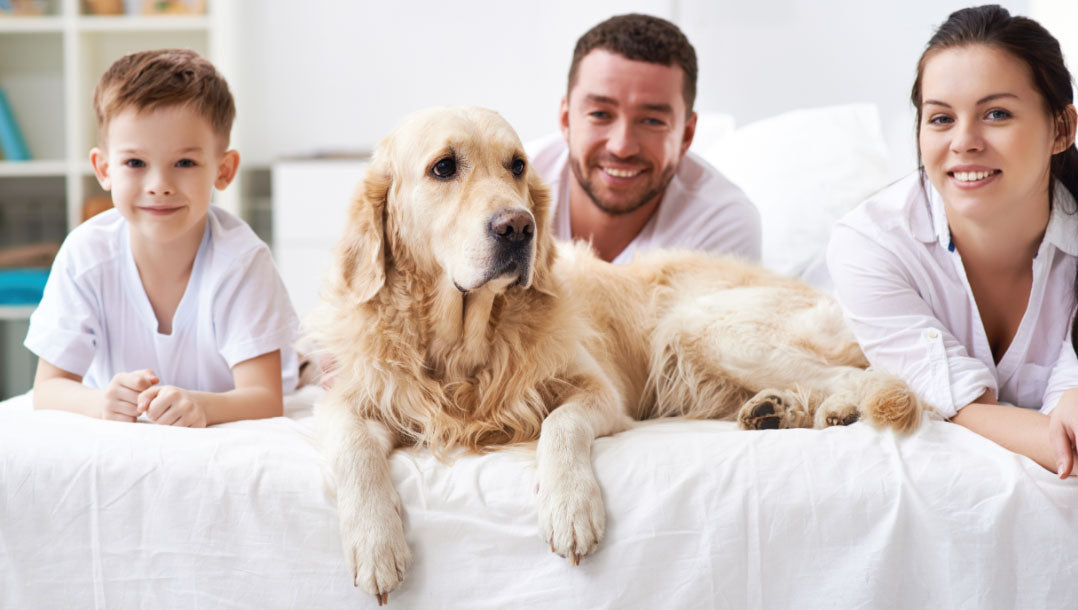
[176,159,197,168]
[642,117,666,127]
[588,110,611,120]
[123,159,145,168]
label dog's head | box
[336,106,553,302]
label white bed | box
[3,386,1077,609]
[4,105,1078,608]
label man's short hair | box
[567,13,698,114]
[92,48,236,146]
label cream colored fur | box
[307,106,923,603]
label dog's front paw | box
[536,466,606,565]
[340,507,412,605]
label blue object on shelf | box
[0,86,32,161]
[0,269,49,305]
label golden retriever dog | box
[308,106,922,603]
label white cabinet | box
[271,159,368,321]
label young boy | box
[25,49,299,427]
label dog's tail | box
[858,369,925,434]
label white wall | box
[232,0,669,164]
[233,0,1078,178]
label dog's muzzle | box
[487,208,535,287]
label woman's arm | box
[951,388,1078,477]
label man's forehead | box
[570,50,685,110]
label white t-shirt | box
[828,173,1078,418]
[25,207,300,394]
[526,133,761,264]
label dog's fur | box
[308,106,923,603]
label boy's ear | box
[89,148,111,191]
[214,149,241,190]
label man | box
[528,13,761,263]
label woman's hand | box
[1048,389,1078,478]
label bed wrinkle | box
[742,433,764,609]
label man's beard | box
[569,154,677,216]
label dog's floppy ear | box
[526,167,556,287]
[337,157,391,302]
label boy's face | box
[90,105,239,248]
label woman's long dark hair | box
[910,5,1078,349]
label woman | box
[828,5,1078,476]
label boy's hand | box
[138,385,208,428]
[1048,390,1078,478]
[102,369,159,422]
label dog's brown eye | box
[432,157,457,179]
[511,158,526,177]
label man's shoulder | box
[525,132,568,182]
[664,152,759,231]
[675,152,753,207]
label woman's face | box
[918,44,1063,225]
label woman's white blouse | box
[827,173,1078,418]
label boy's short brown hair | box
[92,48,236,147]
[567,13,698,115]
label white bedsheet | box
[2,386,1077,609]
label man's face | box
[560,49,697,216]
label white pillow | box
[694,104,893,279]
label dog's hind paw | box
[814,391,861,429]
[737,389,809,430]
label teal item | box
[0,86,31,161]
[0,268,49,304]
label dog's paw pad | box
[738,392,790,430]
[751,401,777,418]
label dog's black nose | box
[489,209,534,243]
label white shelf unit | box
[0,0,239,242]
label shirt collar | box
[904,171,950,248]
[913,175,1078,257]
